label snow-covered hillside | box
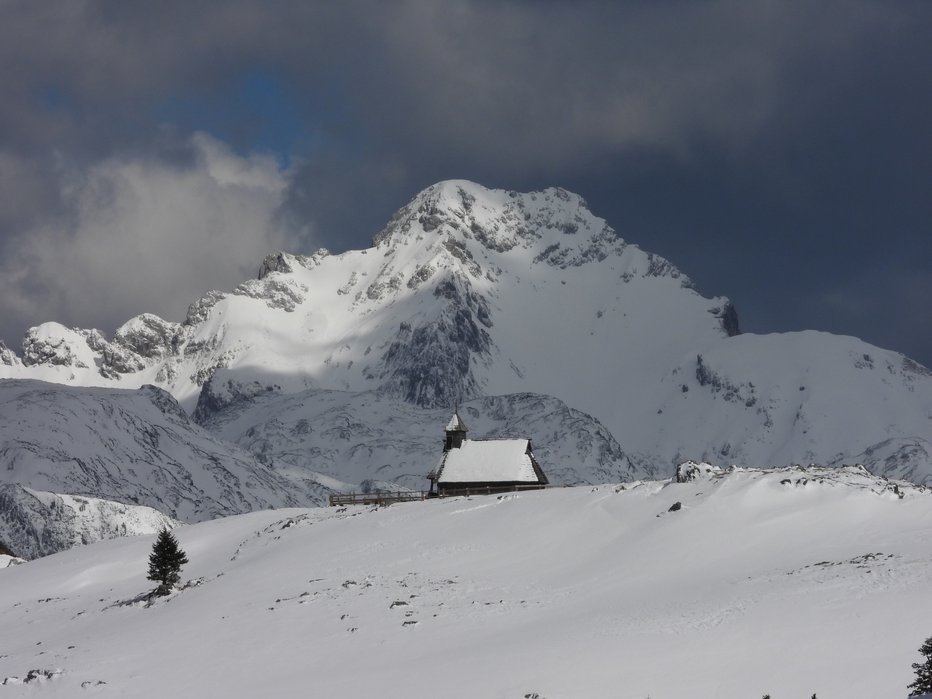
[0,466,929,697]
[0,380,327,527]
[650,330,932,477]
[0,484,177,559]
[2,180,931,479]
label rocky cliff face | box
[0,340,19,368]
[0,484,178,559]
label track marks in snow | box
[778,551,930,599]
[588,593,754,639]
[228,507,371,561]
[257,567,547,637]
[589,551,932,640]
[260,571,463,632]
[449,492,521,515]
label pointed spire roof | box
[445,411,468,433]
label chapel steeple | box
[444,411,468,450]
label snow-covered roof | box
[445,412,468,432]
[437,439,539,483]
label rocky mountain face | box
[0,380,327,527]
[0,181,736,410]
[830,436,932,485]
[1,180,931,489]
[0,484,177,559]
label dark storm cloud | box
[0,1,930,367]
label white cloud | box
[0,133,306,342]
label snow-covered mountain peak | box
[1,180,729,411]
[2,180,931,483]
[256,248,331,281]
[113,313,182,360]
[21,322,96,369]
[372,180,634,271]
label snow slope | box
[0,466,928,697]
[0,380,327,525]
[2,180,931,479]
[650,330,932,476]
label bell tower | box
[444,411,468,451]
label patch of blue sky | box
[153,69,308,168]
[38,86,68,112]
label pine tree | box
[909,637,932,696]
[147,528,189,596]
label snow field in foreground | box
[1,469,930,698]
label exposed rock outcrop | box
[675,460,723,483]
[0,484,177,560]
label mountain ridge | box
[0,180,734,408]
[1,179,931,482]
[0,380,324,522]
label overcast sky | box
[1,1,930,367]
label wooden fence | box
[328,483,551,507]
[328,491,430,507]
[437,483,548,498]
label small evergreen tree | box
[147,528,189,596]
[909,636,932,696]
